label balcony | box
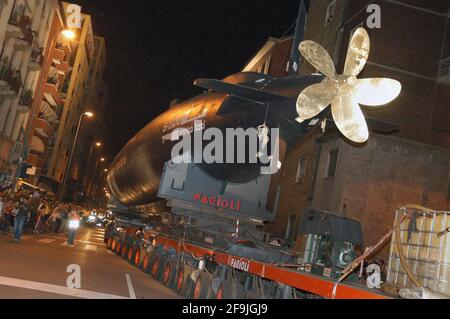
[55,60,70,73]
[52,47,66,64]
[43,82,62,107]
[19,89,33,106]
[0,63,22,95]
[7,13,33,46]
[33,117,54,140]
[28,153,45,169]
[29,46,44,71]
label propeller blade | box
[296,81,336,122]
[299,41,336,78]
[331,94,369,143]
[344,28,370,76]
[354,78,402,106]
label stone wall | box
[313,134,450,257]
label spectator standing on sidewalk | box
[13,197,30,242]
[60,204,69,233]
[50,207,61,233]
[34,203,46,234]
[1,197,14,234]
[0,194,4,233]
[29,190,41,229]
[67,209,80,246]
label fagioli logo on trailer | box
[229,258,250,272]
[193,193,241,212]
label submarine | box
[106,72,325,207]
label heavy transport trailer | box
[103,160,395,299]
[104,213,394,299]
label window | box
[285,214,298,243]
[295,157,308,183]
[327,149,339,177]
[324,0,336,26]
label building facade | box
[0,0,59,181]
[244,0,450,257]
[0,2,107,203]
[73,35,108,205]
[36,3,106,200]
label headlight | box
[69,220,80,229]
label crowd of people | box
[0,182,85,244]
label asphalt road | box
[0,226,180,299]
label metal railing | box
[30,46,44,66]
[0,63,22,94]
[8,13,34,45]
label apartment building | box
[243,0,450,256]
[0,0,59,180]
[38,3,96,196]
[24,1,71,186]
[73,35,108,205]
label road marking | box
[0,275,128,299]
[53,237,105,246]
[125,274,136,299]
[37,238,55,244]
[85,244,97,251]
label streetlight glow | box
[100,157,105,162]
[95,142,102,147]
[84,112,94,117]
[61,29,76,40]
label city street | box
[0,227,179,299]
[0,0,448,303]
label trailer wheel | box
[134,249,142,267]
[121,244,129,259]
[151,251,167,281]
[142,251,156,274]
[128,246,140,266]
[193,272,212,299]
[107,237,113,250]
[216,279,245,299]
[177,263,194,298]
[163,256,178,289]
[111,238,117,252]
[115,241,122,255]
[127,246,134,263]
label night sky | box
[73,0,304,160]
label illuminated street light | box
[95,142,102,147]
[61,29,76,40]
[59,112,95,200]
[100,158,105,162]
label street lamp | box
[82,141,102,199]
[59,111,94,200]
[61,29,77,40]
